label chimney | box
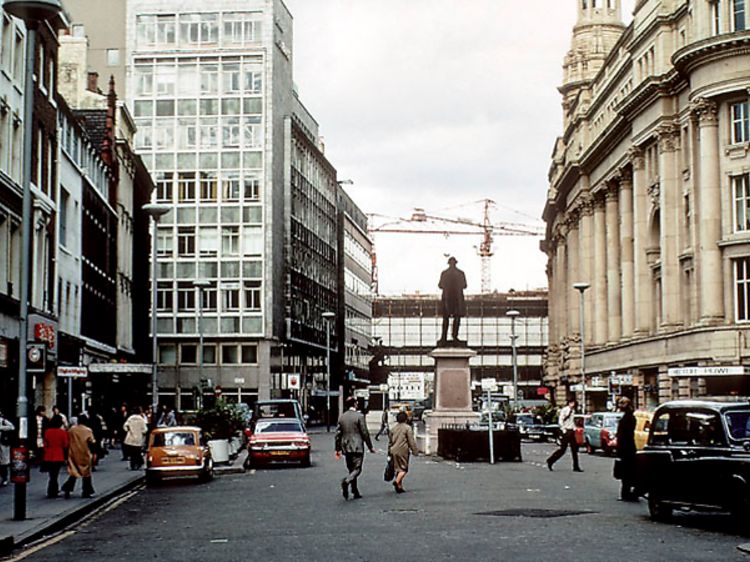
[87,71,99,93]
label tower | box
[560,0,626,123]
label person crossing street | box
[547,398,583,473]
[334,397,375,500]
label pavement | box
[0,445,246,557]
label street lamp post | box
[322,311,335,432]
[573,282,591,414]
[143,203,171,419]
[3,0,63,522]
[507,310,520,411]
[193,279,211,391]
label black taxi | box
[634,400,750,520]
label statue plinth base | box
[422,346,479,455]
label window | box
[177,282,196,311]
[180,13,218,47]
[244,176,260,200]
[200,286,217,311]
[735,0,747,30]
[736,257,750,321]
[732,100,749,144]
[223,286,240,311]
[222,172,240,201]
[223,117,240,148]
[178,172,196,201]
[156,172,173,202]
[154,62,176,96]
[222,226,240,256]
[223,12,262,45]
[181,345,197,365]
[244,66,262,94]
[2,15,12,75]
[198,226,218,256]
[59,189,69,248]
[177,227,196,256]
[241,344,258,364]
[243,226,262,256]
[243,117,262,148]
[244,280,261,310]
[712,0,722,35]
[200,63,218,94]
[222,63,240,94]
[157,281,173,311]
[159,345,177,365]
[222,344,239,364]
[177,119,197,149]
[157,227,173,256]
[199,118,218,148]
[734,174,750,232]
[200,172,217,201]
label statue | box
[438,256,467,346]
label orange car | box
[146,426,213,485]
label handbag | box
[613,458,623,480]
[383,454,395,482]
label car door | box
[584,415,601,449]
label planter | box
[208,439,230,464]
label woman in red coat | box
[44,415,69,498]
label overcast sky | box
[285,0,635,295]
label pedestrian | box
[117,404,129,460]
[374,408,389,441]
[615,397,637,501]
[547,398,583,472]
[335,396,375,500]
[388,410,418,493]
[52,405,69,429]
[0,410,15,486]
[157,405,177,427]
[43,414,69,498]
[123,406,148,470]
[61,414,96,499]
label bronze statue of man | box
[438,257,467,345]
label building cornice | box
[673,31,750,76]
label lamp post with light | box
[573,282,591,413]
[3,0,63,522]
[143,203,171,418]
[322,311,335,432]
[507,310,520,411]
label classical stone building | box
[543,0,750,411]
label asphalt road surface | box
[7,434,750,562]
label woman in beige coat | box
[388,411,418,493]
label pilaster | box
[605,184,622,343]
[619,171,635,338]
[657,121,681,330]
[593,195,608,345]
[630,147,651,336]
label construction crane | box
[368,199,544,294]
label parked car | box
[583,412,623,455]
[146,426,213,486]
[507,413,560,442]
[634,410,654,451]
[247,418,311,468]
[635,400,750,521]
[253,399,305,425]
[573,414,590,447]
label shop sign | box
[10,447,29,483]
[58,366,87,378]
[668,366,750,377]
[34,322,56,350]
[287,373,301,390]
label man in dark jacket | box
[615,397,637,501]
[438,257,467,344]
[335,396,375,500]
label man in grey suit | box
[335,396,375,500]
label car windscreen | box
[256,402,298,419]
[602,415,622,428]
[725,411,750,440]
[255,421,303,433]
[153,432,196,447]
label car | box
[146,426,213,486]
[634,410,654,451]
[253,399,305,425]
[583,412,622,455]
[635,400,750,521]
[573,414,590,447]
[507,413,560,442]
[247,418,311,468]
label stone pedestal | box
[422,347,479,455]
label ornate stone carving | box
[691,97,718,127]
[628,146,645,171]
[647,182,660,208]
[657,121,679,153]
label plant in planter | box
[191,399,246,441]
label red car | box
[247,418,311,468]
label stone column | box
[593,195,608,345]
[657,122,680,329]
[567,213,581,334]
[556,231,568,347]
[605,185,622,343]
[579,194,594,346]
[630,148,650,335]
[693,98,724,324]
[619,172,635,338]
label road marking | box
[4,531,75,562]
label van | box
[634,410,653,450]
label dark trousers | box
[47,462,65,497]
[0,464,7,483]
[62,475,95,497]
[127,444,143,470]
[441,316,461,341]
[343,453,364,494]
[547,429,580,470]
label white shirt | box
[559,405,575,431]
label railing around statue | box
[437,426,522,462]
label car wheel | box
[199,459,214,483]
[301,453,311,468]
[648,492,672,521]
[601,441,610,456]
[145,472,161,487]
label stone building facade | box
[543,0,750,411]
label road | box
[6,434,749,562]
